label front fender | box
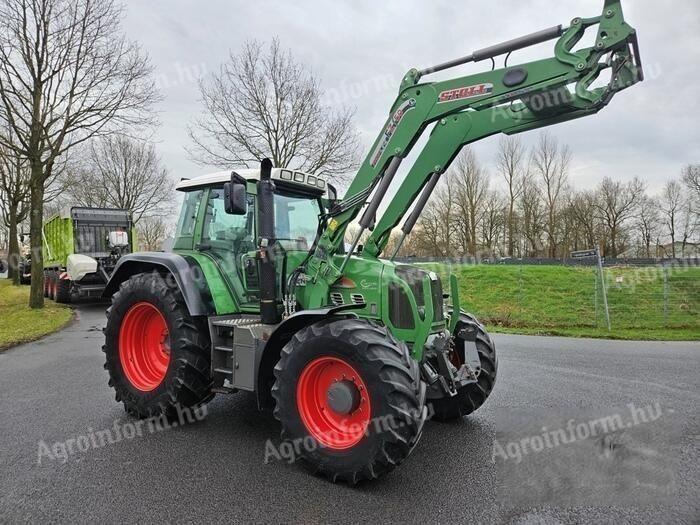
[102,252,214,316]
[256,303,364,409]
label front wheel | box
[429,312,498,421]
[103,272,213,418]
[272,318,427,483]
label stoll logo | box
[438,83,493,103]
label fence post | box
[518,263,523,315]
[594,266,598,328]
[596,248,611,331]
[663,266,669,326]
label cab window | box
[202,187,255,251]
[175,190,203,238]
[274,192,320,251]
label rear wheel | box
[272,318,427,483]
[55,277,71,303]
[103,272,213,418]
[430,312,498,422]
[47,271,57,300]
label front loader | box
[102,1,642,483]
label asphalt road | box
[0,303,697,524]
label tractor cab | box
[174,167,327,311]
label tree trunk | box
[7,205,20,285]
[507,201,514,257]
[28,170,45,309]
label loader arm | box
[364,83,617,258]
[304,0,642,306]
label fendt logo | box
[438,83,493,103]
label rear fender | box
[102,252,215,316]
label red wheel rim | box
[118,302,170,391]
[297,356,371,450]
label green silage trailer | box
[43,207,135,303]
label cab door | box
[199,186,259,308]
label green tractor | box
[102,1,642,482]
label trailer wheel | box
[47,271,57,300]
[43,271,50,298]
[103,272,214,419]
[272,318,427,484]
[55,277,71,304]
[430,312,498,421]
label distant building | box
[656,241,700,259]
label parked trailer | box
[17,233,32,284]
[43,207,134,303]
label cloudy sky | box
[122,0,700,196]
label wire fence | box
[414,259,700,336]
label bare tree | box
[0,0,159,307]
[65,136,173,223]
[496,136,525,256]
[660,180,683,258]
[519,172,544,256]
[635,194,661,258]
[452,148,488,256]
[679,197,697,257]
[481,190,506,255]
[682,164,700,205]
[568,190,600,251]
[137,216,170,251]
[595,177,645,257]
[413,176,455,257]
[188,39,359,179]
[531,132,571,257]
[0,141,29,283]
[681,164,699,251]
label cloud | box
[122,0,700,192]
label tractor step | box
[208,315,273,394]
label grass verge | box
[420,263,699,341]
[0,280,74,350]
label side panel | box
[43,215,73,268]
[181,250,239,315]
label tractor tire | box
[47,271,57,300]
[55,277,71,304]
[272,318,427,484]
[102,272,214,419]
[430,312,498,422]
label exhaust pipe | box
[257,158,281,324]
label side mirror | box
[327,183,338,202]
[324,183,339,213]
[224,171,247,215]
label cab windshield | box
[274,192,321,251]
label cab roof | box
[176,167,327,194]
